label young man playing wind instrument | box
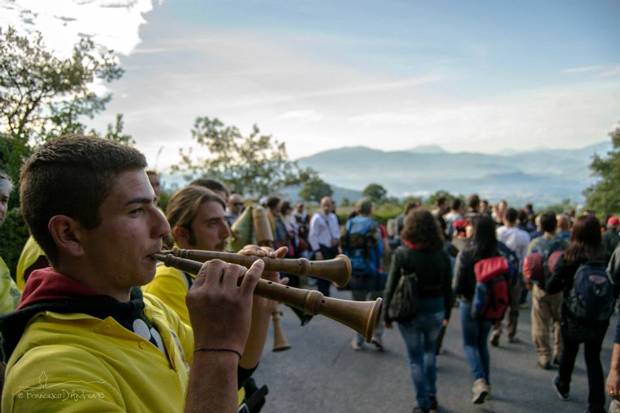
[1,135,264,413]
[143,184,286,411]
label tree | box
[584,123,620,215]
[0,27,131,185]
[362,183,387,204]
[173,117,316,197]
[299,177,333,204]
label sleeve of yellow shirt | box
[0,257,21,314]
[142,265,192,327]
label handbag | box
[387,269,420,322]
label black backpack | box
[565,261,614,322]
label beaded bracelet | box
[194,347,242,359]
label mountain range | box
[295,141,612,207]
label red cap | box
[608,217,620,226]
[454,219,468,229]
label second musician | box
[142,185,286,409]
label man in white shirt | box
[308,197,340,297]
[492,207,530,345]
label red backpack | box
[471,257,510,320]
[523,239,563,286]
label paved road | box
[253,288,617,413]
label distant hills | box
[295,141,612,207]
[160,141,612,207]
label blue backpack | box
[341,217,381,276]
[498,242,520,287]
[565,262,614,321]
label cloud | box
[277,110,324,122]
[0,0,158,57]
[561,65,606,74]
[601,64,620,77]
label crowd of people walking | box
[3,141,620,413]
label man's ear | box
[172,225,190,247]
[48,215,85,258]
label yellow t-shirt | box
[16,236,48,290]
[143,264,246,405]
[0,257,21,314]
[3,294,193,413]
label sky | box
[1,0,620,171]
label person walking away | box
[557,214,571,242]
[445,198,465,241]
[603,217,620,258]
[491,208,530,345]
[384,208,452,413]
[342,199,385,351]
[454,215,502,404]
[548,215,615,413]
[308,197,340,297]
[526,211,569,369]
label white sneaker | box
[472,378,489,404]
[351,338,363,351]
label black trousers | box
[558,317,609,409]
[316,245,339,297]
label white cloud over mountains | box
[0,0,158,57]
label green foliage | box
[362,183,387,204]
[0,26,124,143]
[584,123,620,216]
[173,117,317,197]
[0,208,29,276]
[299,177,333,204]
[545,198,576,215]
[426,190,456,207]
[372,204,403,225]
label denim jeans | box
[460,301,493,383]
[398,311,444,410]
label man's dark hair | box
[505,207,518,224]
[467,194,480,210]
[451,198,462,211]
[20,135,147,264]
[267,196,281,210]
[189,178,230,200]
[540,210,557,233]
[517,209,528,224]
[436,196,447,208]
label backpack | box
[565,262,615,321]
[386,270,420,323]
[471,256,510,320]
[498,242,520,287]
[341,217,380,275]
[523,239,563,286]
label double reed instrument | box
[153,253,383,343]
[168,246,352,288]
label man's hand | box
[608,369,620,400]
[186,259,262,354]
[314,252,324,261]
[239,244,289,313]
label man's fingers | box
[240,244,266,256]
[240,259,263,297]
[195,259,227,289]
[221,264,246,291]
[274,246,288,259]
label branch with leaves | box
[172,117,317,197]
